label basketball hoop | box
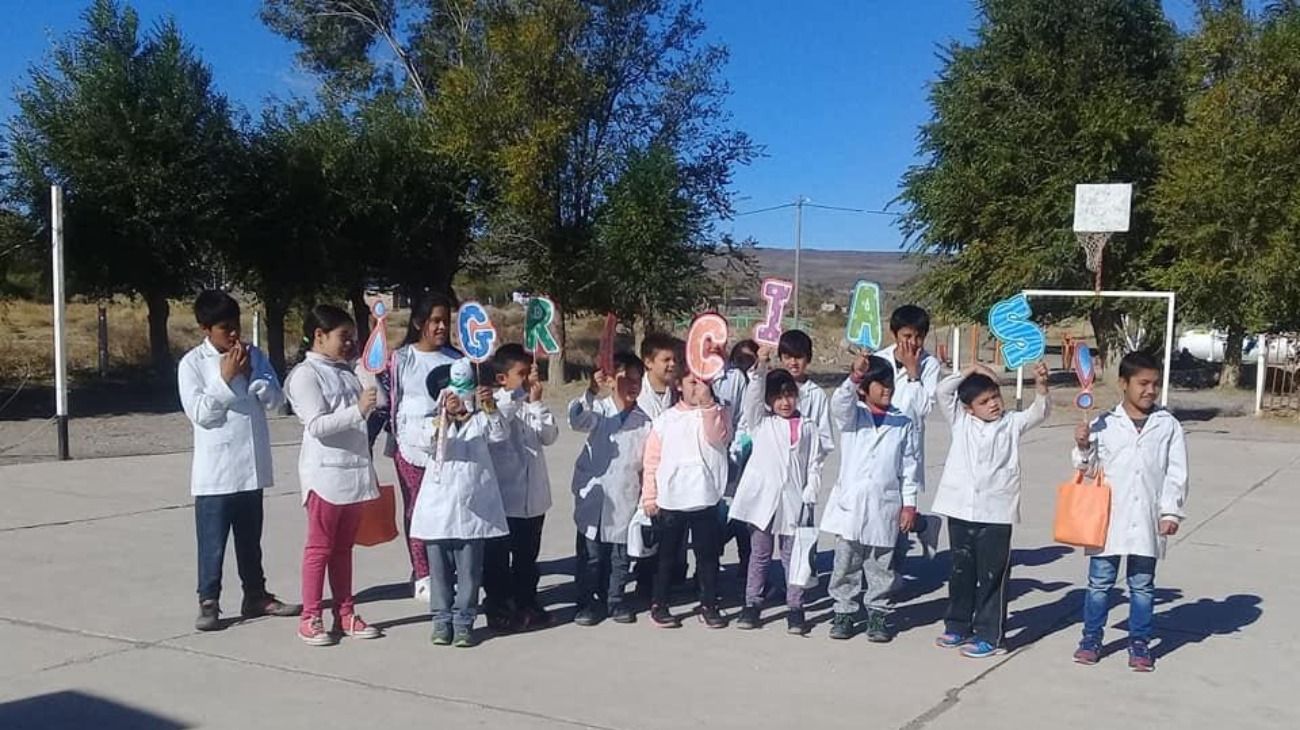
[1073,184,1132,296]
[1077,231,1112,294]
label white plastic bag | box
[627,507,658,559]
[789,504,819,589]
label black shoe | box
[610,604,636,624]
[574,605,605,627]
[735,605,761,630]
[650,604,681,628]
[829,612,856,640]
[865,611,893,643]
[786,609,807,636]
[699,605,728,629]
[195,600,221,632]
[486,609,515,633]
[241,592,301,619]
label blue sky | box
[2,0,1209,252]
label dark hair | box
[730,339,759,371]
[402,291,454,347]
[194,290,240,328]
[765,368,800,407]
[641,332,678,361]
[858,355,895,392]
[426,363,453,398]
[492,342,534,374]
[1119,351,1162,380]
[890,304,931,338]
[303,304,354,346]
[778,329,813,361]
[957,373,1000,405]
[612,351,646,378]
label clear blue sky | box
[1,0,1208,252]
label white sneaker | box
[919,515,943,559]
[414,577,431,605]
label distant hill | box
[748,247,923,296]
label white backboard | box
[1073,183,1132,232]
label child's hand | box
[476,385,495,413]
[1074,422,1091,450]
[896,340,921,378]
[527,363,544,402]
[849,352,871,382]
[1159,519,1179,536]
[220,346,242,384]
[442,391,464,416]
[645,502,660,518]
[1033,362,1050,392]
[757,345,775,365]
[234,340,252,377]
[358,386,378,417]
[898,506,917,533]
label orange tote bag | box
[355,484,399,547]
[1053,470,1112,550]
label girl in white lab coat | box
[1070,351,1189,672]
[729,349,822,635]
[409,359,509,648]
[284,305,382,647]
[820,354,922,644]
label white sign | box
[1073,183,1132,232]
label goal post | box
[1013,289,1176,409]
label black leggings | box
[652,505,722,609]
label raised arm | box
[741,360,768,434]
[178,356,238,430]
[830,376,861,433]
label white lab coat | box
[929,372,1050,524]
[409,410,510,541]
[390,344,462,467]
[489,389,559,519]
[178,340,283,496]
[1072,405,1189,559]
[711,366,749,436]
[569,393,653,543]
[798,378,836,460]
[637,375,677,419]
[284,354,379,506]
[819,377,922,548]
[872,345,941,423]
[643,404,731,513]
[727,363,823,536]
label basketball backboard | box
[1073,183,1132,232]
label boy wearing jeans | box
[1071,351,1189,672]
[177,290,299,630]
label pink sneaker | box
[298,616,337,646]
[335,613,381,639]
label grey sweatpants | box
[828,537,895,615]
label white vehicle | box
[1177,329,1297,363]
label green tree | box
[1153,0,1300,387]
[897,0,1183,360]
[7,0,239,373]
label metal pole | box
[51,185,70,460]
[252,310,262,348]
[793,196,804,327]
[1162,293,1175,407]
[951,326,961,373]
[97,305,108,378]
[1015,365,1024,410]
[1255,334,1267,416]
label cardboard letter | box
[1073,343,1095,409]
[523,296,560,356]
[987,294,1046,370]
[845,280,884,350]
[686,313,729,382]
[753,278,794,346]
[457,301,497,363]
[360,300,390,374]
[598,313,617,374]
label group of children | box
[179,292,1189,671]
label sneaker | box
[574,605,605,627]
[918,515,942,559]
[1128,640,1155,672]
[649,604,681,629]
[828,613,856,640]
[430,622,453,646]
[786,609,807,636]
[699,606,728,629]
[935,631,970,649]
[298,616,336,646]
[453,626,475,648]
[610,604,636,624]
[516,606,554,631]
[413,577,431,605]
[242,593,301,618]
[735,605,761,630]
[335,613,381,639]
[960,638,1005,658]
[195,600,221,632]
[486,610,515,633]
[864,611,892,643]
[1073,636,1102,666]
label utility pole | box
[793,195,806,325]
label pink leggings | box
[301,491,363,620]
[393,452,430,580]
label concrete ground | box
[1,402,1296,730]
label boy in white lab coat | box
[569,353,652,625]
[821,354,922,643]
[930,361,1051,659]
[178,290,299,631]
[1071,351,1188,672]
[483,344,560,632]
[778,330,835,461]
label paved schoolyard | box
[1,402,1296,730]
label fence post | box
[252,310,262,349]
[950,325,961,372]
[97,305,109,378]
[1255,335,1267,417]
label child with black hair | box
[777,329,835,462]
[389,293,462,604]
[569,353,653,625]
[178,290,299,631]
[284,305,383,646]
[409,359,509,648]
[821,353,921,643]
[930,360,1050,659]
[1070,351,1188,672]
[714,339,760,596]
[482,343,559,631]
[637,332,681,418]
[728,346,824,635]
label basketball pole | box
[51,185,70,461]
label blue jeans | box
[426,539,485,630]
[1082,555,1157,642]
[195,490,266,602]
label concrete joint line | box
[1175,452,1300,546]
[0,488,300,533]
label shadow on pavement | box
[0,691,189,729]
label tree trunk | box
[1219,323,1245,390]
[265,297,289,379]
[548,309,567,386]
[144,291,173,376]
[1089,307,1121,385]
[349,286,371,346]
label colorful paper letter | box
[1073,343,1095,409]
[753,278,794,347]
[360,300,390,374]
[598,313,617,374]
[987,294,1046,370]
[845,280,884,350]
[457,300,497,363]
[524,296,560,356]
[686,313,729,382]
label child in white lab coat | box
[778,330,835,461]
[409,359,510,648]
[1071,351,1188,672]
[284,305,382,646]
[483,343,560,631]
[178,290,299,631]
[728,347,823,635]
[570,353,653,625]
[821,354,922,643]
[930,361,1051,659]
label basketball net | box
[1077,231,1112,295]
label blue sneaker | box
[935,631,970,649]
[959,638,1005,659]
